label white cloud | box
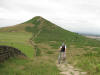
[0,0,100,34]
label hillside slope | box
[0,21,34,32]
[0,16,99,47]
[25,16,100,75]
[0,16,100,75]
[25,16,100,48]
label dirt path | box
[57,62,87,75]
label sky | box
[0,0,100,35]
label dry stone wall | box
[0,45,26,62]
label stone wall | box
[0,45,26,62]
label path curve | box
[57,62,87,75]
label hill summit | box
[0,16,59,32]
[25,16,79,43]
[0,16,100,47]
[25,16,100,48]
[1,16,100,75]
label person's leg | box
[58,52,61,64]
[64,52,66,59]
[63,52,66,61]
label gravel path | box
[57,62,87,75]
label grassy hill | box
[0,21,34,32]
[0,16,100,75]
[25,16,100,47]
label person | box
[58,43,66,63]
[58,43,66,64]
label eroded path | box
[57,62,87,75]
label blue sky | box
[0,0,100,35]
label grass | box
[0,56,61,75]
[25,16,100,48]
[66,46,100,75]
[1,16,100,75]
[0,32,34,58]
[0,31,61,75]
[25,16,100,75]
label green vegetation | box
[0,32,61,75]
[25,16,100,75]
[0,56,60,75]
[0,17,62,75]
[25,16,100,48]
[0,16,100,75]
[0,32,33,58]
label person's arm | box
[59,46,61,52]
[65,45,67,52]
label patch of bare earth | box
[57,62,87,75]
